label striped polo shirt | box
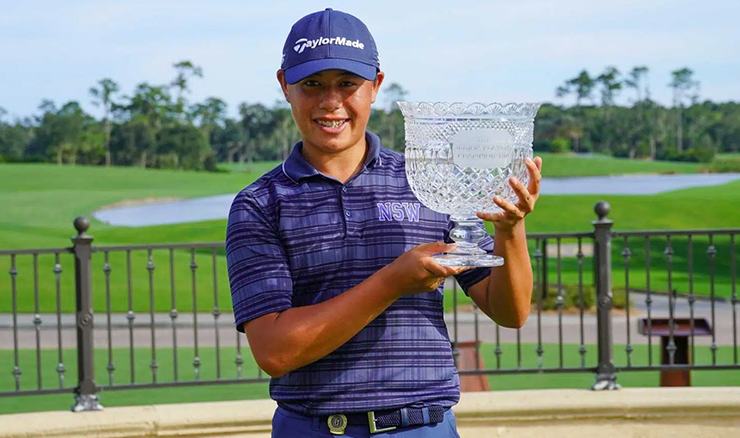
[226,131,493,416]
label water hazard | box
[93,173,740,227]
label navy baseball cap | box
[281,8,380,84]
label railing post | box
[592,202,620,390]
[71,217,103,411]
[541,238,548,300]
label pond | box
[92,173,740,227]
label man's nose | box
[318,87,342,111]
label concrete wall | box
[1,387,739,438]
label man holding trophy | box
[226,8,543,437]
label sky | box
[0,0,738,120]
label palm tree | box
[555,70,595,152]
[89,78,120,167]
[669,68,700,152]
[625,66,650,158]
[625,67,649,116]
[170,60,203,122]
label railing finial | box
[73,217,90,236]
[594,201,611,221]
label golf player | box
[226,8,542,437]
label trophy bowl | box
[397,101,541,267]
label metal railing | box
[1,202,738,411]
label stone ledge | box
[0,399,276,438]
[1,388,739,438]
[455,386,740,420]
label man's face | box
[277,69,384,156]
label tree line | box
[0,62,738,171]
[545,66,739,162]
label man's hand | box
[382,241,471,296]
[476,156,542,233]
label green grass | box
[0,162,279,249]
[0,345,268,414]
[478,342,740,390]
[535,152,699,177]
[2,162,740,314]
[218,161,282,173]
[716,153,740,159]
[226,154,702,178]
[1,159,738,414]
[2,342,737,415]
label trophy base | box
[433,253,504,268]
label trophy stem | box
[433,216,504,268]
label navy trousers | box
[271,406,462,438]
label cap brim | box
[285,59,377,84]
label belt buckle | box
[367,411,397,434]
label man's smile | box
[315,118,349,130]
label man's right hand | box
[382,241,471,296]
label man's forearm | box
[245,266,401,377]
[486,221,533,328]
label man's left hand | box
[476,156,543,234]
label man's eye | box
[341,81,358,87]
[303,80,321,87]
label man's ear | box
[370,71,385,104]
[277,70,290,102]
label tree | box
[624,66,650,158]
[211,118,246,163]
[31,101,102,165]
[555,70,595,152]
[596,66,622,109]
[109,117,156,166]
[170,60,203,122]
[122,83,172,167]
[5,62,740,169]
[625,66,649,111]
[157,124,210,170]
[595,67,622,153]
[0,109,32,161]
[382,82,408,112]
[272,108,299,160]
[89,78,120,166]
[669,68,700,152]
[238,103,273,170]
[556,70,595,107]
[192,97,227,134]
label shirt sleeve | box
[226,190,293,333]
[444,220,493,295]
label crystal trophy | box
[397,102,541,267]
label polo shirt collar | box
[282,131,382,182]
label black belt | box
[320,406,447,434]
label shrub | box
[550,137,571,154]
[203,152,219,172]
[657,148,714,163]
[700,155,740,173]
[4,154,46,163]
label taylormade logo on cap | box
[281,9,379,84]
[293,36,365,54]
